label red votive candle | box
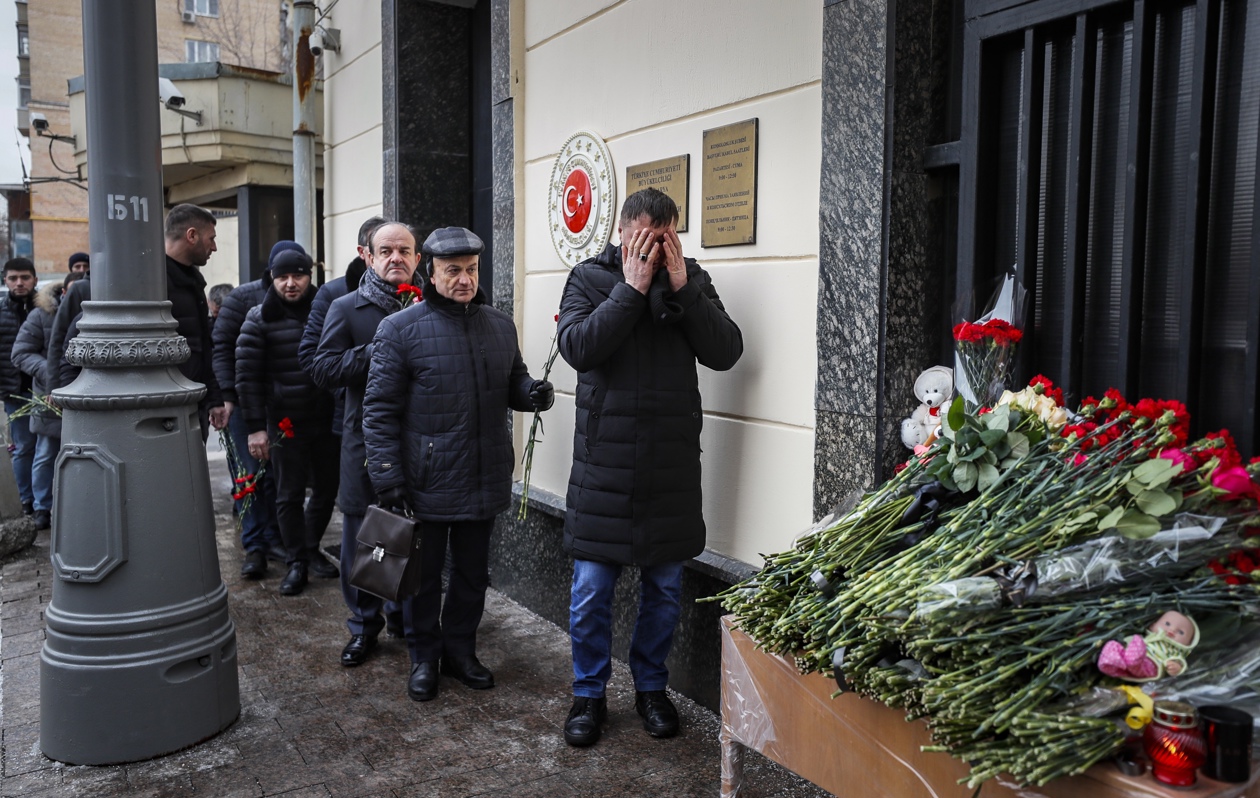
[1144,701,1207,786]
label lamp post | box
[40,0,240,765]
[292,0,318,256]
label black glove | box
[529,379,555,411]
[376,485,408,513]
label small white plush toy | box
[901,366,955,449]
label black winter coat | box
[299,258,365,435]
[211,278,267,405]
[46,278,89,390]
[363,281,535,522]
[308,287,391,516]
[235,285,331,433]
[11,283,61,436]
[559,243,743,566]
[166,256,223,410]
[0,290,34,398]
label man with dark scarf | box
[236,248,339,595]
[308,221,422,668]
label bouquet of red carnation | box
[953,272,1026,409]
[396,282,423,308]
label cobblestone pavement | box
[1,446,832,798]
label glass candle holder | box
[1143,701,1207,786]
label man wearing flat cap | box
[236,247,339,595]
[363,226,555,702]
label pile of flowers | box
[718,377,1260,788]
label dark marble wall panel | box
[382,0,472,235]
[816,0,953,501]
[813,409,879,521]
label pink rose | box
[1160,448,1195,473]
[1212,466,1259,501]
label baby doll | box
[1098,610,1200,682]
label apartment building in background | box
[13,0,289,276]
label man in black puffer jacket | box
[236,249,340,595]
[214,241,304,575]
[363,226,553,703]
[557,189,743,748]
[310,221,422,670]
[0,257,39,516]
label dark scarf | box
[358,265,407,315]
[260,283,317,323]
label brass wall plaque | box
[625,155,690,232]
[701,118,758,247]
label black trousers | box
[269,418,340,566]
[404,518,494,663]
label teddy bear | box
[901,366,955,449]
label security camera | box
[309,32,324,57]
[30,112,48,132]
[158,77,185,110]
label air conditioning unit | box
[181,9,196,23]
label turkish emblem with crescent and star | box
[548,130,616,268]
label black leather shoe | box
[278,562,308,595]
[408,661,439,701]
[21,501,33,516]
[265,544,289,563]
[441,654,494,689]
[32,510,50,530]
[308,555,339,579]
[564,696,607,747]
[240,550,267,579]
[635,690,679,738]
[340,634,377,667]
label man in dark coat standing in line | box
[236,248,339,595]
[0,257,39,516]
[163,204,228,438]
[363,227,554,702]
[213,240,304,577]
[309,221,421,669]
[556,188,743,747]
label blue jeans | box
[31,433,57,512]
[570,558,684,699]
[4,397,35,507]
[226,411,280,552]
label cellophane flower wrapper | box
[953,272,1027,409]
[915,514,1242,620]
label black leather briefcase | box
[348,504,423,603]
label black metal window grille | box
[947,0,1260,457]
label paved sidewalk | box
[1,448,832,798]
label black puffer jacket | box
[558,243,743,566]
[235,284,331,434]
[166,255,222,410]
[308,287,391,516]
[0,289,34,399]
[11,283,61,436]
[211,278,267,405]
[363,280,535,522]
